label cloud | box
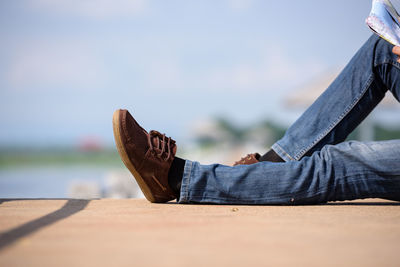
[29,0,147,19]
[6,40,107,90]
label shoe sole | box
[112,109,156,203]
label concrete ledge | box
[1,199,400,267]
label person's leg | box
[271,35,400,162]
[179,139,400,204]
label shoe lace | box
[147,130,175,161]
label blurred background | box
[1,0,399,199]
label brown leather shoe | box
[112,109,177,203]
[233,153,260,166]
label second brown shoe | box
[112,109,177,203]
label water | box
[0,166,143,199]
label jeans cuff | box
[178,160,194,203]
[271,143,295,162]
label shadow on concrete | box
[0,199,90,250]
[0,198,71,206]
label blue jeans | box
[179,35,400,205]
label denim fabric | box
[179,35,400,204]
[273,34,400,161]
[179,140,400,204]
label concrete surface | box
[0,198,400,267]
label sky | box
[0,0,392,147]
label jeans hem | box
[271,143,294,162]
[178,160,193,203]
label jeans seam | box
[374,60,400,69]
[292,75,375,161]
